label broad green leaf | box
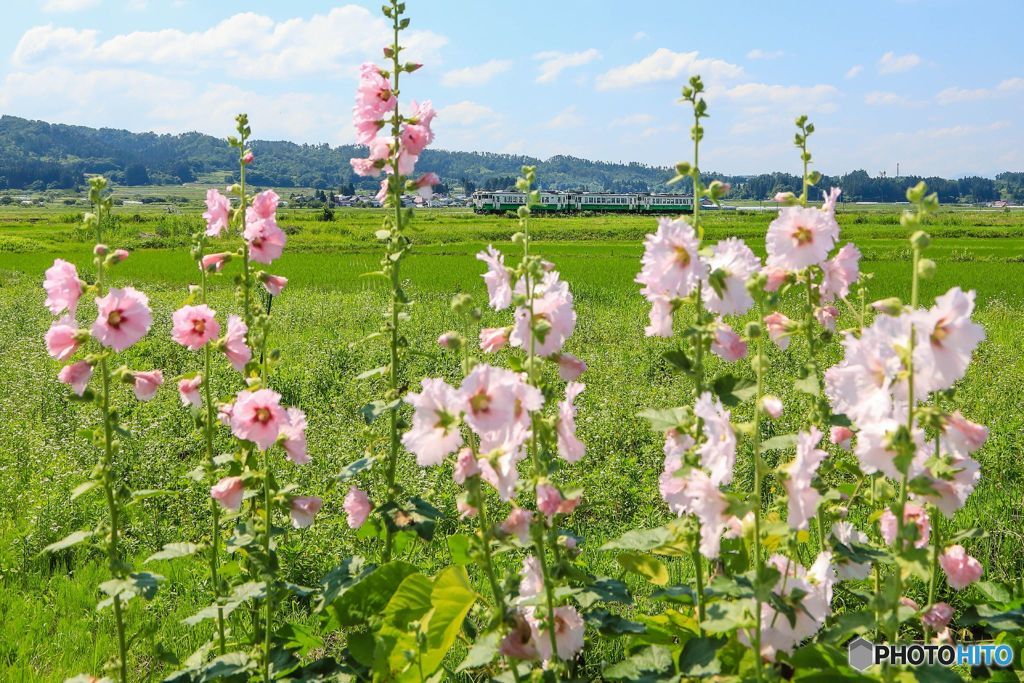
[576,577,633,609]
[359,399,400,425]
[617,552,669,586]
[338,456,376,482]
[662,348,693,374]
[601,526,673,552]
[585,608,646,635]
[145,542,199,563]
[407,566,478,682]
[355,366,388,381]
[456,630,500,672]
[70,480,99,501]
[761,433,798,451]
[446,533,473,566]
[331,561,419,627]
[637,407,690,433]
[603,645,676,681]
[713,374,757,407]
[679,636,724,676]
[42,530,93,554]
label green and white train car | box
[472,191,693,214]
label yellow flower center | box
[793,225,813,245]
[107,310,123,327]
[255,407,271,424]
[675,246,691,267]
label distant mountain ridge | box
[0,115,1019,203]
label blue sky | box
[2,0,1022,177]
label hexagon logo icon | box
[848,637,875,671]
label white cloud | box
[611,113,654,127]
[878,51,921,74]
[845,65,863,79]
[542,105,583,129]
[632,31,648,41]
[747,48,784,60]
[865,91,919,107]
[42,0,100,12]
[12,6,448,79]
[924,121,1011,139]
[125,0,148,10]
[718,82,839,108]
[534,49,600,84]
[440,59,512,87]
[998,77,1024,92]
[935,86,990,104]
[596,48,743,90]
[436,100,498,127]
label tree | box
[124,163,150,185]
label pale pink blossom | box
[230,388,285,450]
[261,274,288,296]
[131,370,163,401]
[694,391,736,486]
[939,545,983,589]
[400,123,432,156]
[880,503,931,548]
[702,237,761,315]
[201,252,231,272]
[762,395,783,419]
[636,216,705,301]
[501,508,533,544]
[280,407,309,464]
[458,364,518,435]
[555,353,587,381]
[476,246,512,309]
[452,448,480,485]
[913,287,985,392]
[659,432,694,516]
[353,63,395,142]
[766,206,839,270]
[243,218,286,264]
[177,375,203,408]
[479,327,509,353]
[45,316,80,360]
[249,189,279,221]
[830,425,853,451]
[686,469,729,559]
[242,151,254,164]
[832,521,871,580]
[943,411,988,455]
[203,189,231,237]
[815,305,839,332]
[171,304,220,350]
[510,270,576,356]
[921,438,980,517]
[210,476,244,511]
[822,187,842,214]
[344,486,372,529]
[536,483,580,520]
[821,243,861,302]
[58,361,92,396]
[403,378,463,466]
[824,315,909,425]
[644,295,675,337]
[517,556,544,603]
[289,496,322,529]
[500,612,539,661]
[763,266,790,292]
[223,315,251,372]
[922,603,954,631]
[556,382,585,463]
[783,427,828,530]
[529,605,585,662]
[414,172,440,199]
[92,287,152,351]
[409,99,436,128]
[43,259,82,316]
[456,499,478,519]
[478,447,523,501]
[763,311,795,350]
[710,321,747,361]
[855,419,926,480]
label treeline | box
[0,115,1019,203]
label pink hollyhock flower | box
[500,612,539,661]
[913,287,985,392]
[476,246,512,310]
[766,205,839,270]
[280,407,309,464]
[249,190,279,221]
[110,249,130,263]
[458,364,517,435]
[452,448,481,485]
[400,123,432,156]
[510,270,577,357]
[92,287,152,351]
[478,447,523,501]
[244,218,286,265]
[922,603,954,631]
[45,316,80,360]
[479,327,509,353]
[821,243,861,301]
[636,216,706,301]
[686,469,729,559]
[832,521,871,580]
[517,556,544,603]
[242,151,254,164]
[815,305,839,332]
[943,411,988,455]
[556,353,587,381]
[501,507,533,544]
[855,418,927,480]
[763,266,790,292]
[644,295,675,337]
[223,315,252,372]
[659,430,695,516]
[536,483,580,520]
[210,476,244,511]
[203,189,231,237]
[457,499,478,519]
[710,321,747,361]
[822,187,842,214]
[201,252,231,272]
[702,237,761,315]
[132,370,163,401]
[762,395,783,419]
[230,388,285,450]
[939,544,983,589]
[350,157,380,178]
[824,314,910,425]
[880,503,931,548]
[413,172,440,199]
[763,311,795,350]
[402,378,463,466]
[217,402,232,426]
[171,304,220,350]
[409,99,436,128]
[44,259,83,316]
[261,274,288,296]
[529,605,585,662]
[289,496,322,529]
[694,392,736,486]
[178,375,203,408]
[344,486,372,529]
[783,427,828,530]
[354,63,396,123]
[58,360,93,396]
[556,382,585,463]
[830,425,854,451]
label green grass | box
[0,206,1022,680]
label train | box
[471,190,695,214]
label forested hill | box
[0,114,1020,202]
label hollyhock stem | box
[751,300,766,679]
[262,446,273,683]
[691,542,706,634]
[238,122,254,336]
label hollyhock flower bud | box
[556,353,587,381]
[453,448,481,485]
[94,244,109,256]
[230,388,285,450]
[109,249,130,263]
[922,602,954,630]
[343,486,372,529]
[171,304,221,350]
[289,496,322,529]
[45,317,81,360]
[222,315,252,372]
[871,297,904,316]
[44,259,83,316]
[58,360,93,396]
[178,375,203,408]
[773,191,796,203]
[203,189,231,237]
[880,503,930,548]
[131,370,163,401]
[900,596,920,611]
[763,311,795,350]
[762,395,783,419]
[501,507,534,544]
[210,476,244,511]
[830,425,854,451]
[711,321,747,361]
[457,499,478,519]
[479,327,509,353]
[217,402,233,426]
[242,151,254,165]
[939,544,983,589]
[260,273,288,296]
[201,252,231,272]
[280,407,309,464]
[437,331,461,349]
[92,287,152,351]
